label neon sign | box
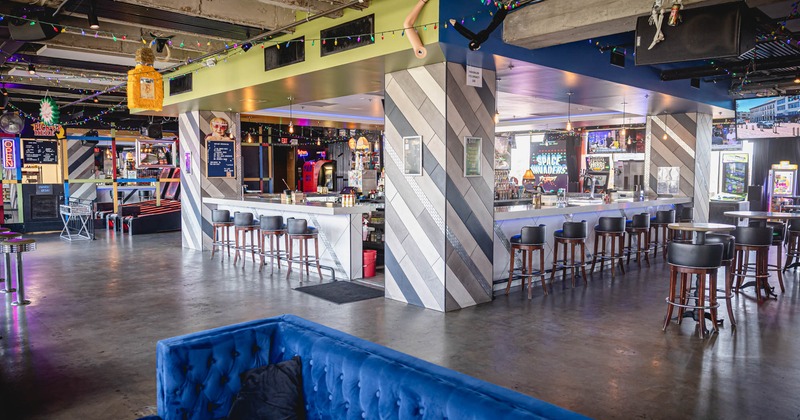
[3,139,15,169]
[530,153,567,175]
[297,149,309,158]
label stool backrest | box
[561,221,587,238]
[260,215,284,231]
[212,210,230,223]
[667,242,723,269]
[598,217,626,232]
[679,207,693,222]
[233,212,254,227]
[655,209,676,224]
[766,221,786,242]
[789,218,800,232]
[287,218,309,235]
[704,233,735,261]
[732,226,773,246]
[520,225,546,245]
[631,213,650,229]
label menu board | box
[206,140,235,178]
[23,140,58,164]
[464,137,482,177]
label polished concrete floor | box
[1,231,800,419]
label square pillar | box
[179,111,241,250]
[646,112,712,222]
[384,62,496,312]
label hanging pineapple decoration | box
[127,47,164,111]
[39,96,60,126]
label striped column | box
[384,62,496,312]
[179,111,242,250]
[646,112,712,222]
[67,140,97,201]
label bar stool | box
[286,218,322,279]
[0,231,23,294]
[505,225,547,299]
[550,221,588,288]
[210,209,233,260]
[673,207,694,243]
[705,233,737,328]
[233,212,259,266]
[784,219,800,270]
[732,226,774,301]
[650,209,675,261]
[625,213,651,268]
[590,217,626,277]
[663,242,723,338]
[765,221,786,293]
[259,215,287,273]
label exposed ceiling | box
[0,0,368,128]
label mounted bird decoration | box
[449,3,509,51]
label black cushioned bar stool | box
[650,209,676,261]
[673,207,694,243]
[763,221,786,293]
[550,221,588,288]
[784,219,800,271]
[287,218,322,279]
[259,216,287,273]
[210,209,233,260]
[233,212,259,266]
[625,213,651,268]
[590,217,626,277]
[705,233,737,328]
[506,225,547,299]
[664,242,723,338]
[732,226,774,301]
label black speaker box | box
[8,19,60,41]
[635,2,755,66]
[565,135,582,184]
[142,123,162,139]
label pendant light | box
[620,99,627,137]
[565,92,573,132]
[662,113,669,141]
[287,96,294,134]
[88,0,100,30]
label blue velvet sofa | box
[153,314,588,419]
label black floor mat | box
[294,281,384,304]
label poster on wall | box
[530,137,568,191]
[403,135,422,176]
[657,166,680,195]
[464,137,482,177]
[494,136,510,170]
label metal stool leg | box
[11,252,30,306]
[1,253,14,293]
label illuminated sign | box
[32,122,64,137]
[530,153,567,175]
[587,156,611,172]
[3,139,15,169]
[297,149,309,158]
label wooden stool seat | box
[664,242,723,339]
[506,225,547,299]
[287,219,322,279]
[590,217,626,278]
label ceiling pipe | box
[660,55,800,81]
[64,0,367,107]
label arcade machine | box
[302,160,337,193]
[585,155,611,194]
[768,161,798,211]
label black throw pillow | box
[227,356,306,420]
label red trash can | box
[363,250,377,278]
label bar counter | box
[493,196,692,293]
[205,197,370,280]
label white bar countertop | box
[205,197,371,215]
[494,197,692,221]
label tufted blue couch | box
[152,314,588,419]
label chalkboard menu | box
[206,140,235,178]
[23,140,58,164]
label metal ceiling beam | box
[16,54,130,74]
[0,82,126,97]
[660,55,800,81]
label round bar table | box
[667,223,735,332]
[781,204,800,212]
[667,222,736,245]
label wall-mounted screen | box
[711,119,740,150]
[735,96,800,139]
